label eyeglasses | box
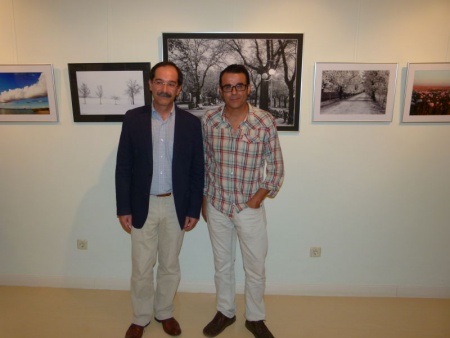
[152,80,178,89]
[221,83,248,93]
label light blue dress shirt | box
[149,105,175,195]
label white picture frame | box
[313,62,398,122]
[0,64,58,122]
[402,62,450,123]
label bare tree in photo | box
[95,85,104,105]
[248,70,261,106]
[168,39,226,108]
[278,40,298,124]
[111,95,120,105]
[78,83,91,104]
[225,39,282,110]
[224,38,299,124]
[125,79,142,105]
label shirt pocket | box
[237,129,263,167]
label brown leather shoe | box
[155,317,182,336]
[245,320,275,338]
[125,323,148,338]
[203,311,236,337]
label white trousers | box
[206,202,268,321]
[130,195,184,326]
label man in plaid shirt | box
[202,64,284,338]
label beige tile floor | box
[0,286,449,337]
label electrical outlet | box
[310,247,321,257]
[77,239,88,250]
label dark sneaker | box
[203,311,236,337]
[245,320,275,338]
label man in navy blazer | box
[115,61,204,338]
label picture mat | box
[313,62,398,122]
[0,64,58,122]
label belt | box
[155,193,172,197]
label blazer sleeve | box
[187,115,205,219]
[115,111,133,216]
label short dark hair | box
[219,64,250,86]
[150,61,183,86]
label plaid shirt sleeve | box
[261,114,284,198]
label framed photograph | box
[313,62,398,122]
[162,32,304,131]
[0,64,58,122]
[402,63,450,123]
[68,62,151,122]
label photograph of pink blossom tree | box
[402,63,450,123]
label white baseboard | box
[266,283,450,299]
[0,275,130,290]
[1,275,449,299]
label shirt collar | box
[151,103,175,120]
[220,103,257,128]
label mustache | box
[156,92,172,98]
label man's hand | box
[118,215,132,234]
[183,217,199,232]
[246,188,270,209]
[201,197,208,223]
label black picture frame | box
[68,62,151,122]
[162,32,303,131]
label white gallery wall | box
[1,0,449,298]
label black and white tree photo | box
[163,33,303,131]
[68,63,151,122]
[313,63,398,122]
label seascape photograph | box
[0,72,50,115]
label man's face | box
[219,72,251,111]
[149,66,181,108]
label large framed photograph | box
[313,62,398,122]
[162,32,303,131]
[402,63,450,123]
[68,62,151,122]
[0,64,58,122]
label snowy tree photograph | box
[68,63,151,122]
[163,33,303,131]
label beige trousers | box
[130,195,184,326]
[206,202,268,321]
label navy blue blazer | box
[115,105,204,229]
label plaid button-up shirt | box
[202,103,284,217]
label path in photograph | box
[321,92,385,115]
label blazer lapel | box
[173,107,187,167]
[142,106,153,169]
